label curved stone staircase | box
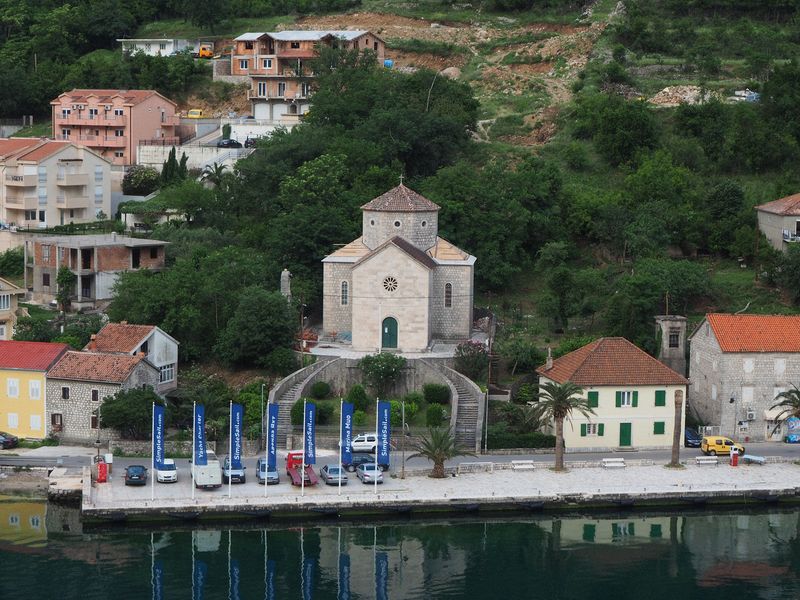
[421,360,484,453]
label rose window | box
[383,276,398,292]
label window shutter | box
[615,391,621,408]
[632,391,639,407]
[655,390,666,407]
[598,423,604,436]
[588,391,599,408]
[654,421,665,435]
[580,423,587,437]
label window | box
[444,283,452,308]
[0,294,9,310]
[150,247,158,259]
[239,59,249,70]
[580,423,604,436]
[69,210,74,219]
[653,421,665,435]
[41,245,51,262]
[587,391,599,408]
[650,524,662,538]
[393,220,401,228]
[115,129,124,137]
[7,378,19,398]
[30,415,41,431]
[383,276,398,293]
[0,324,5,339]
[291,42,300,49]
[24,210,36,221]
[38,166,47,183]
[114,151,124,158]
[301,83,311,97]
[145,43,152,52]
[374,42,379,51]
[51,413,62,428]
[277,82,286,96]
[655,390,666,407]
[668,328,680,348]
[159,364,175,383]
[61,387,69,400]
[421,220,427,227]
[257,82,267,97]
[7,413,18,429]
[114,109,124,116]
[711,384,717,400]
[159,43,167,50]
[583,524,596,542]
[91,415,98,429]
[341,281,348,306]
[775,358,786,376]
[8,514,19,527]
[91,389,99,402]
[61,109,71,117]
[88,108,98,119]
[38,210,45,223]
[95,166,104,181]
[263,58,272,69]
[616,390,637,407]
[370,219,375,226]
[42,273,50,287]
[95,185,103,203]
[743,358,754,374]
[244,41,253,50]
[29,380,40,400]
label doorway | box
[381,317,398,349]
[619,422,632,447]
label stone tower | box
[655,315,687,376]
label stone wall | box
[430,264,473,341]
[361,209,438,251]
[322,261,353,337]
[109,438,218,456]
[136,145,253,170]
[757,210,792,252]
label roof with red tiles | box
[53,89,176,107]
[705,313,800,353]
[88,322,155,354]
[755,194,800,216]
[47,351,150,383]
[355,236,437,270]
[536,337,688,386]
[0,138,40,160]
[0,341,69,371]
[14,141,71,162]
[361,185,440,212]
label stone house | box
[755,193,800,251]
[85,321,179,394]
[322,184,476,352]
[536,337,688,450]
[46,351,159,444]
[0,277,25,340]
[689,313,800,442]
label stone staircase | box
[276,381,304,448]
[420,360,483,453]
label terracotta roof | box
[706,313,800,352]
[355,236,436,270]
[88,322,155,353]
[48,351,148,383]
[14,141,70,162]
[427,237,469,261]
[0,138,40,160]
[54,89,175,107]
[755,194,800,216]
[361,185,440,212]
[536,337,688,386]
[325,237,371,260]
[0,341,69,371]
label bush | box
[310,381,331,399]
[358,353,407,396]
[454,340,489,381]
[262,347,298,375]
[390,400,403,427]
[423,383,450,405]
[0,247,23,277]
[426,404,445,427]
[353,410,367,426]
[404,401,420,422]
[487,426,556,450]
[121,165,160,196]
[345,384,371,412]
[291,398,306,426]
[291,398,334,426]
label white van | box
[191,450,222,489]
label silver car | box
[356,463,383,484]
[222,457,246,484]
[256,458,279,485]
[320,464,348,486]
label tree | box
[222,123,231,140]
[56,265,77,312]
[161,148,189,187]
[454,340,488,381]
[770,385,800,427]
[535,381,593,471]
[407,427,474,478]
[0,247,23,277]
[358,353,407,397]
[100,388,162,440]
[121,165,160,196]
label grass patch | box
[500,52,544,66]
[707,261,793,315]
[386,38,467,57]
[18,438,59,449]
[20,303,55,321]
[489,114,530,139]
[13,121,51,138]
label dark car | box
[124,465,148,486]
[217,138,243,148]
[344,452,389,473]
[0,431,18,449]
[244,137,259,148]
[684,427,702,448]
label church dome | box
[360,184,440,212]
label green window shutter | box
[580,423,587,437]
[654,421,665,435]
[598,423,605,437]
[615,391,621,408]
[632,391,639,407]
[655,390,666,407]
[588,391,599,408]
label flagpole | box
[374,398,379,494]
[264,402,268,499]
[192,401,196,501]
[301,399,306,498]
[338,398,343,496]
[228,400,233,499]
[151,401,155,502]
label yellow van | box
[187,109,204,119]
[701,436,744,456]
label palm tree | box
[407,427,475,478]
[770,385,800,435]
[536,381,594,471]
[202,162,227,187]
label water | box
[2,501,800,599]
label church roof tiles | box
[361,184,440,212]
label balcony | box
[54,113,128,127]
[56,195,89,209]
[56,173,88,187]
[4,195,39,209]
[275,48,316,59]
[4,174,36,187]
[783,230,800,243]
[159,115,180,127]
[76,135,127,148]
[248,88,310,100]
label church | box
[322,184,476,353]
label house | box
[117,38,196,57]
[755,194,800,251]
[0,340,69,440]
[51,89,179,165]
[232,30,385,121]
[689,313,800,441]
[0,138,112,229]
[46,351,159,444]
[0,277,26,340]
[86,321,179,394]
[24,233,168,309]
[322,184,475,352]
[536,337,688,450]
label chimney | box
[88,334,96,351]
[545,347,553,370]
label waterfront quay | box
[81,451,800,523]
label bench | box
[511,460,535,471]
[601,458,626,468]
[695,456,719,466]
[742,454,766,465]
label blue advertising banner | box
[338,553,351,600]
[267,404,279,469]
[230,558,241,600]
[377,401,391,465]
[341,402,354,465]
[304,402,316,465]
[375,552,389,600]
[152,560,164,600]
[231,403,244,469]
[193,560,207,600]
[194,404,207,466]
[303,557,315,600]
[266,559,276,600]
[153,404,165,469]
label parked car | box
[217,138,243,148]
[156,458,178,483]
[187,109,204,119]
[0,431,18,449]
[191,451,222,489]
[345,452,389,473]
[351,433,378,453]
[684,427,702,448]
[701,436,744,456]
[244,137,259,148]
[356,463,383,484]
[222,457,247,484]
[319,464,348,486]
[124,465,148,486]
[256,458,280,485]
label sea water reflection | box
[1,501,800,599]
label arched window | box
[444,283,452,308]
[341,281,348,306]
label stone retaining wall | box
[109,439,217,456]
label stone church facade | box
[322,185,476,352]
